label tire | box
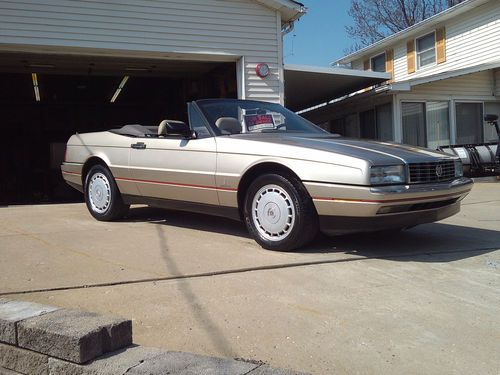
[84,164,129,221]
[243,173,319,251]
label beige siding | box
[411,71,494,96]
[0,0,282,102]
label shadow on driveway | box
[123,206,500,263]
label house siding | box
[0,0,283,102]
[495,69,500,96]
[355,0,500,82]
[410,71,495,97]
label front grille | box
[409,161,456,184]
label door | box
[128,106,218,205]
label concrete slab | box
[1,182,499,374]
[17,309,132,364]
[0,300,58,344]
[127,351,258,375]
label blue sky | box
[283,0,353,67]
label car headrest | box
[158,120,187,136]
[215,117,241,135]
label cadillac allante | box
[62,99,473,250]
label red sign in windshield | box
[244,114,275,131]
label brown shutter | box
[407,40,416,74]
[436,27,446,64]
[385,49,394,81]
[363,59,370,70]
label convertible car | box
[62,99,473,250]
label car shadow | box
[122,206,500,263]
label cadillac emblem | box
[435,164,443,178]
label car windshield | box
[195,99,327,136]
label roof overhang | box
[254,0,306,23]
[390,60,500,91]
[334,0,492,65]
[284,64,391,111]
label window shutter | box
[407,40,416,74]
[385,49,394,81]
[436,27,446,64]
[363,59,370,70]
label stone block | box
[48,346,163,375]
[17,309,132,364]
[127,351,258,375]
[0,300,59,345]
[0,342,49,375]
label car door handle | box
[131,142,146,150]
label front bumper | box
[304,177,473,235]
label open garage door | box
[0,53,237,205]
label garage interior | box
[0,53,237,205]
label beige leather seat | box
[215,117,242,134]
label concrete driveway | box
[1,181,499,375]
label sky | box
[283,0,354,67]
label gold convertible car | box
[62,99,473,250]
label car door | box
[128,105,218,205]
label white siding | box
[410,70,495,96]
[395,0,500,81]
[0,0,283,102]
[353,0,500,82]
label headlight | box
[370,165,405,185]
[454,159,463,177]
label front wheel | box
[244,173,318,251]
[84,164,129,221]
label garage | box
[0,52,237,204]
[0,0,308,205]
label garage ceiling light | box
[29,63,55,69]
[110,75,129,103]
[31,73,40,102]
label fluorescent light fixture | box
[31,73,40,102]
[110,75,129,103]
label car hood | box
[227,133,454,165]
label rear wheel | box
[84,165,129,221]
[244,173,318,251]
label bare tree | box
[346,0,465,51]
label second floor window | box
[371,53,386,72]
[416,32,436,69]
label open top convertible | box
[62,99,473,250]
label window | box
[456,103,483,144]
[371,53,386,72]
[188,105,212,138]
[426,102,450,149]
[402,102,426,147]
[416,32,436,69]
[359,104,393,141]
[402,101,451,148]
[484,102,500,143]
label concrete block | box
[127,351,258,375]
[0,300,59,345]
[48,346,163,375]
[247,364,310,375]
[17,309,132,364]
[0,342,48,375]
